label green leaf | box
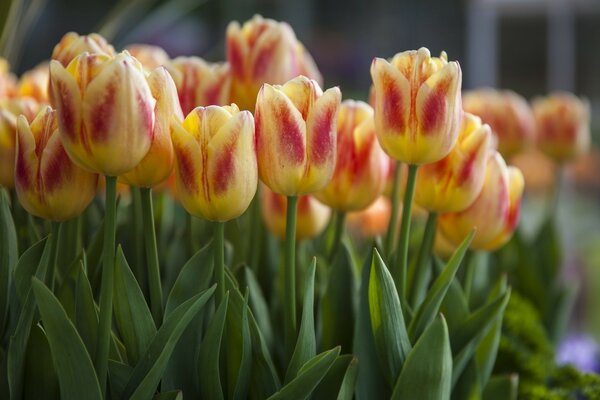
[312,355,358,400]
[439,279,470,332]
[113,246,156,365]
[232,292,252,400]
[54,217,82,286]
[243,266,273,350]
[73,263,99,359]
[267,347,340,400]
[198,293,229,400]
[108,360,133,400]
[153,390,183,400]
[409,231,473,342]
[353,247,389,400]
[0,189,18,337]
[368,249,411,386]
[320,243,356,353]
[14,238,46,303]
[31,278,102,400]
[452,359,481,400]
[286,258,317,382]
[122,286,216,400]
[482,374,518,400]
[391,315,452,400]
[23,324,59,400]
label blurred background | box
[2,0,600,338]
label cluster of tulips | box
[0,13,591,400]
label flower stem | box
[409,212,437,308]
[395,164,418,300]
[214,221,225,305]
[329,211,346,262]
[284,195,298,360]
[95,175,117,397]
[385,161,402,257]
[141,187,163,326]
[48,221,61,291]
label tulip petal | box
[171,118,204,211]
[250,22,297,83]
[15,115,37,194]
[226,21,248,79]
[49,61,83,146]
[281,76,322,119]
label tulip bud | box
[463,88,535,158]
[0,98,38,188]
[166,57,231,115]
[171,104,257,222]
[315,100,387,211]
[226,15,322,110]
[0,58,17,99]
[439,151,524,251]
[415,112,492,213]
[52,32,115,66]
[120,67,183,187]
[50,52,156,176]
[370,48,462,165]
[255,76,341,196]
[17,62,50,104]
[124,44,170,70]
[15,107,98,220]
[532,92,590,163]
[260,185,330,241]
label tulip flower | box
[532,92,590,163]
[171,104,257,222]
[439,151,524,251]
[49,52,156,176]
[125,44,170,70]
[261,185,330,241]
[347,196,396,240]
[17,62,50,104]
[463,88,535,158]
[166,57,231,115]
[370,47,462,165]
[0,58,16,99]
[255,75,341,196]
[315,100,387,212]
[14,107,98,220]
[120,67,183,188]
[0,98,39,188]
[52,32,115,66]
[226,15,322,110]
[415,112,492,213]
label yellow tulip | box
[15,107,98,220]
[370,47,462,165]
[226,15,322,110]
[52,32,115,66]
[124,44,170,70]
[415,112,492,213]
[255,75,341,196]
[439,151,524,251]
[315,100,387,211]
[17,62,50,104]
[532,92,590,163]
[49,52,157,176]
[171,104,257,222]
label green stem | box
[409,212,437,308]
[284,195,298,360]
[48,222,61,291]
[141,187,163,326]
[394,164,418,299]
[329,211,346,262]
[463,251,475,303]
[248,194,262,270]
[214,221,225,305]
[385,161,402,256]
[95,175,117,397]
[131,187,147,296]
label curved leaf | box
[232,292,252,400]
[198,293,229,400]
[14,238,46,303]
[312,354,358,400]
[0,190,18,337]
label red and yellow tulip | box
[17,62,50,104]
[255,75,341,196]
[171,104,257,221]
[51,32,115,66]
[0,58,16,99]
[124,44,170,70]
[15,107,98,220]
[370,47,462,165]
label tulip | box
[0,58,16,99]
[439,151,524,251]
[255,75,341,196]
[261,185,330,241]
[14,107,98,220]
[226,15,322,110]
[370,47,462,165]
[171,104,257,222]
[532,92,590,163]
[120,67,183,187]
[125,44,170,70]
[415,112,492,213]
[49,52,156,176]
[463,88,535,158]
[166,57,231,115]
[17,62,50,104]
[52,32,115,66]
[315,100,387,211]
[0,98,39,188]
[347,196,396,240]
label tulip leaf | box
[31,278,103,400]
[54,217,83,286]
[122,285,216,400]
[243,266,273,350]
[391,315,452,400]
[482,374,519,400]
[113,246,157,365]
[0,189,18,337]
[14,237,47,303]
[439,279,470,332]
[320,243,356,353]
[368,249,412,386]
[312,354,358,400]
[267,347,340,400]
[452,358,481,399]
[354,246,389,399]
[286,258,317,382]
[108,360,133,400]
[198,293,229,400]
[232,291,252,400]
[73,262,99,358]
[408,230,474,342]
[23,324,60,400]
[153,390,183,400]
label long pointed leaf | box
[0,190,18,337]
[23,324,59,400]
[232,292,252,400]
[312,354,358,400]
[198,293,229,400]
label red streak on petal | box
[138,91,154,141]
[506,199,521,231]
[279,105,305,165]
[382,72,405,133]
[179,64,198,115]
[43,146,70,193]
[177,150,197,194]
[252,39,276,81]
[227,37,245,78]
[421,88,447,134]
[15,145,30,189]
[56,80,77,141]
[213,144,234,195]
[204,81,222,107]
[297,195,310,214]
[310,106,334,165]
[456,150,478,186]
[91,81,116,142]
